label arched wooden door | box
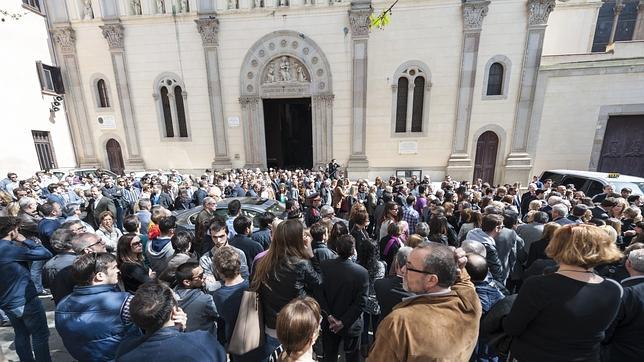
[106,139,125,175]
[473,131,499,184]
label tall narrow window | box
[160,86,174,137]
[411,77,425,132]
[175,86,188,137]
[97,79,110,108]
[395,77,409,133]
[486,63,504,96]
[32,130,57,170]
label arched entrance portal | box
[106,138,125,175]
[473,131,499,184]
[239,30,334,169]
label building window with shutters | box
[36,61,65,95]
[482,56,511,100]
[391,61,432,137]
[32,130,57,170]
[153,73,191,140]
[22,0,42,14]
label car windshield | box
[266,202,285,215]
[612,182,644,196]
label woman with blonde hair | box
[271,297,321,362]
[504,224,623,361]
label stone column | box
[240,96,266,169]
[446,0,490,182]
[51,26,99,167]
[505,0,555,184]
[634,1,644,40]
[100,22,146,169]
[346,1,372,178]
[195,17,233,169]
[312,94,335,168]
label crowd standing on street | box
[0,166,643,361]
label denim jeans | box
[6,298,51,362]
[30,260,46,293]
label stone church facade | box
[43,0,644,184]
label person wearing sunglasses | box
[369,243,481,361]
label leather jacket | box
[259,257,322,329]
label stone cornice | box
[51,27,76,54]
[462,0,490,32]
[528,0,556,27]
[349,2,372,39]
[195,18,220,46]
[100,23,125,49]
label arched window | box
[160,86,173,137]
[395,77,409,133]
[411,77,425,132]
[97,79,110,108]
[175,86,188,137]
[391,62,431,136]
[153,74,191,140]
[486,63,504,96]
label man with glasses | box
[55,252,141,361]
[173,261,218,332]
[199,219,249,292]
[47,232,107,304]
[369,243,481,361]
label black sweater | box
[503,273,622,362]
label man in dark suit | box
[374,246,412,320]
[228,215,263,271]
[191,180,208,206]
[591,198,617,220]
[603,249,644,361]
[319,234,369,362]
[90,186,116,228]
[151,184,174,210]
[551,204,575,226]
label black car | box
[174,197,284,235]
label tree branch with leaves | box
[369,0,400,30]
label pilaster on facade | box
[505,0,555,184]
[51,25,99,167]
[446,0,490,182]
[346,0,372,178]
[100,21,146,170]
[634,1,644,40]
[195,17,232,170]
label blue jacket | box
[0,239,52,310]
[38,218,62,246]
[55,284,140,362]
[116,327,227,362]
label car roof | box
[544,170,644,183]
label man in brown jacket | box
[368,243,482,362]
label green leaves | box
[369,11,391,30]
[368,0,399,31]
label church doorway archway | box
[264,98,313,169]
[473,131,499,184]
[106,138,125,175]
[239,30,334,170]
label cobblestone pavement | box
[0,296,73,362]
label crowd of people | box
[0,165,643,362]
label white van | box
[539,170,644,197]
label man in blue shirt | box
[0,216,53,362]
